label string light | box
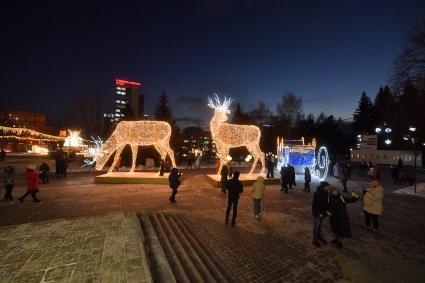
[28,145,49,155]
[63,130,84,147]
[316,146,329,180]
[276,137,329,180]
[0,125,64,141]
[82,136,104,167]
[208,94,265,175]
[95,121,176,173]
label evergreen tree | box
[154,91,178,147]
[353,91,376,134]
[154,91,176,127]
[374,85,394,124]
[232,103,252,124]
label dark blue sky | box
[1,0,424,127]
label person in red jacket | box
[18,165,41,202]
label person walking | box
[3,166,15,200]
[304,167,311,192]
[266,155,275,178]
[288,164,296,189]
[194,153,201,169]
[252,176,266,219]
[39,162,50,184]
[328,188,359,249]
[225,171,243,226]
[363,180,384,232]
[168,168,181,203]
[220,165,228,193]
[18,165,41,203]
[312,181,331,248]
[280,165,289,193]
[0,148,6,162]
[186,154,193,169]
[340,164,349,192]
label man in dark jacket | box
[312,181,330,248]
[225,171,243,226]
[280,166,289,193]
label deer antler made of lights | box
[208,94,265,175]
[95,121,176,173]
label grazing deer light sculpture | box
[208,95,265,175]
[95,121,176,173]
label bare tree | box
[391,21,425,93]
[276,92,304,128]
[248,101,272,125]
[73,93,105,137]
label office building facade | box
[113,79,144,122]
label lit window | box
[115,109,120,112]
[115,114,120,117]
[115,100,121,103]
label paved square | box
[1,163,425,282]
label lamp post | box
[404,126,421,194]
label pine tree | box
[353,91,376,134]
[154,91,178,147]
[374,85,394,124]
[154,91,175,127]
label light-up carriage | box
[276,137,329,180]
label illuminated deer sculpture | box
[208,95,265,175]
[95,121,176,173]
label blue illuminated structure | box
[276,137,329,180]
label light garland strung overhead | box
[95,120,176,173]
[0,125,64,141]
[208,94,265,175]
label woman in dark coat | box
[304,167,311,192]
[220,165,228,193]
[328,188,359,249]
[168,168,181,203]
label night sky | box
[1,0,424,127]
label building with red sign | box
[113,79,145,122]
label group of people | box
[2,164,42,202]
[312,180,384,249]
[280,164,296,193]
[55,149,68,178]
[186,153,202,169]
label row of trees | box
[71,20,425,162]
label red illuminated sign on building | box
[115,79,142,86]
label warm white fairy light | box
[82,136,104,167]
[28,145,49,155]
[64,130,84,147]
[208,94,265,175]
[0,125,64,141]
[95,121,176,173]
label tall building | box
[113,79,145,122]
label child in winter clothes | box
[363,180,384,231]
[252,176,266,219]
[3,166,15,200]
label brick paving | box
[0,165,425,282]
[0,212,151,283]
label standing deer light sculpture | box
[208,95,265,175]
[95,121,176,174]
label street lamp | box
[405,126,422,194]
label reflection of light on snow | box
[64,130,84,147]
[315,146,329,181]
[28,145,49,155]
[82,136,104,167]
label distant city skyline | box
[2,0,424,127]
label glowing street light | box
[409,126,417,132]
[375,127,382,133]
[384,127,392,133]
[384,139,392,145]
